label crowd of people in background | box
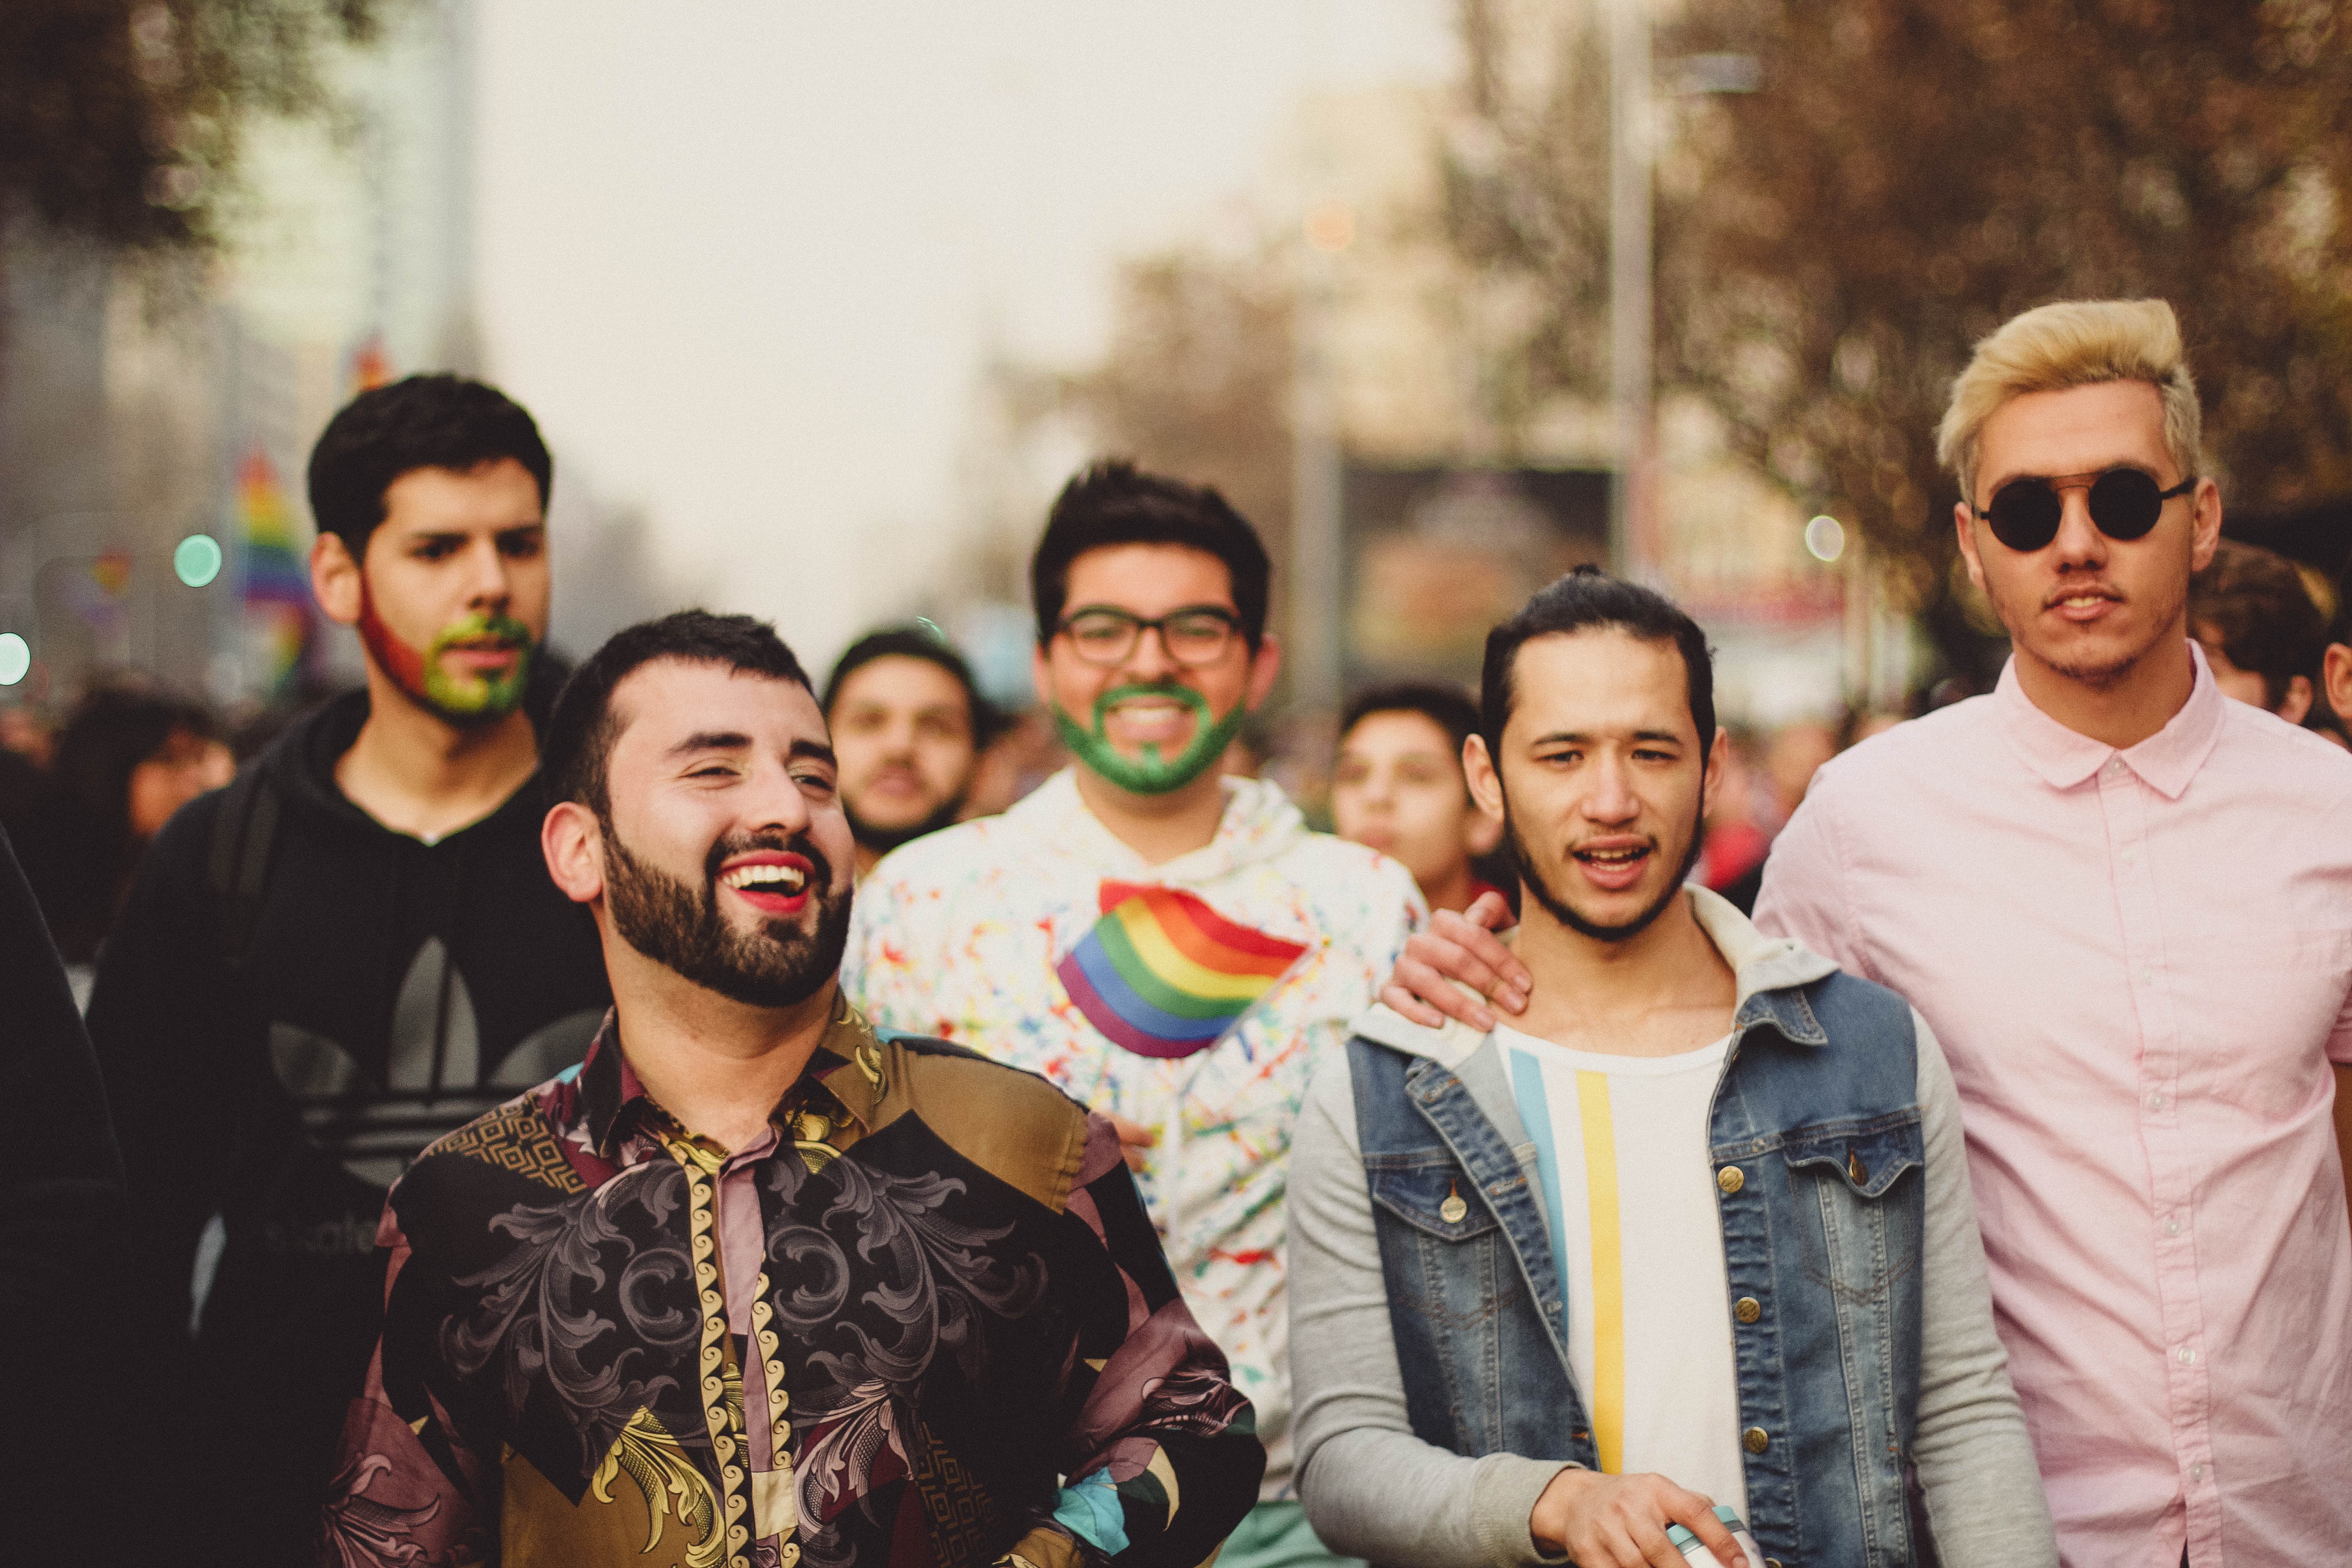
[4,294,2351,1568]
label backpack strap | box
[204,767,280,972]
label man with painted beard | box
[324,610,1263,1568]
[844,462,1424,1568]
[88,374,610,1564]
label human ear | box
[1700,726,1730,818]
[1953,502,1987,591]
[310,532,364,627]
[542,801,606,906]
[2326,643,2352,727]
[1463,734,1506,823]
[2188,479,2223,573]
[1245,633,1283,710]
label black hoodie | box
[88,688,609,1565]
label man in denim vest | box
[1287,570,2052,1568]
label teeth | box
[721,864,805,892]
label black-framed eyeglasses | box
[1971,466,2194,553]
[1055,605,1242,667]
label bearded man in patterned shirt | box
[323,610,1263,1568]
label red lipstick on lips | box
[717,851,814,915]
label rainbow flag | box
[236,446,313,696]
[1056,882,1308,1059]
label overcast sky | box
[472,0,1455,667]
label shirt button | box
[2177,1346,2198,1365]
[2165,1217,2182,1237]
[2147,1091,2168,1111]
[2106,758,2125,774]
[1742,1426,1770,1454]
[1717,1166,1745,1195]
[1734,1296,1762,1323]
[2190,1463,2206,1482]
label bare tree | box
[0,0,381,263]
[1443,0,2352,678]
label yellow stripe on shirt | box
[1576,1069,1625,1474]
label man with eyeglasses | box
[1378,299,2352,1565]
[845,461,1425,1568]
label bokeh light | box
[1804,514,1846,564]
[175,533,225,587]
[0,633,29,686]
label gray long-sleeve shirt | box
[1288,892,2057,1567]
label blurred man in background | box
[88,373,610,1565]
[822,623,990,877]
[1330,680,1503,915]
[8,683,231,991]
[2189,538,2324,724]
[846,461,1423,1568]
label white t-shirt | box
[1494,1026,1746,1513]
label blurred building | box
[954,54,1915,738]
[0,0,482,715]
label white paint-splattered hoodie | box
[843,768,1425,1500]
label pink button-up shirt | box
[1754,646,2352,1567]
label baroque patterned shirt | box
[322,998,1264,1568]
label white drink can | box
[1665,1506,1764,1567]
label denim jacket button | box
[1716,1165,1745,1195]
[1734,1296,1762,1323]
[1741,1426,1769,1453]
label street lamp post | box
[1608,0,1653,583]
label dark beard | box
[1503,785,1705,945]
[845,794,965,858]
[601,821,853,1008]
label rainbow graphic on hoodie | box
[1057,881,1308,1059]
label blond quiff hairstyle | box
[1936,299,2201,505]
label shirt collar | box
[578,992,879,1162]
[1991,639,2227,800]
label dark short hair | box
[306,373,553,560]
[543,611,813,818]
[1480,566,1716,757]
[1031,461,1271,650]
[2190,540,2326,710]
[1342,681,1482,761]
[822,625,996,745]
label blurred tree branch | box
[0,0,381,254]
[1446,0,2352,680]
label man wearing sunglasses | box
[1376,299,2352,1566]
[844,461,1424,1568]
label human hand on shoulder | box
[1377,890,1529,1031]
[1105,1112,1157,1173]
[1529,1466,1743,1568]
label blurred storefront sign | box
[1339,465,1607,690]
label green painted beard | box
[1052,682,1250,796]
[412,611,535,720]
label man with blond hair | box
[1381,299,2352,1565]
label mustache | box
[701,828,835,897]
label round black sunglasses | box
[1971,467,2195,553]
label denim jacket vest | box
[1346,969,1933,1568]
